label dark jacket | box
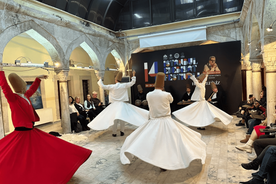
[208,90,224,109]
[181,92,192,101]
[74,103,87,117]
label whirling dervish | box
[88,70,149,137]
[172,72,233,129]
[0,70,92,184]
[120,72,206,170]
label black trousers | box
[77,114,87,131]
[253,135,276,156]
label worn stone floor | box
[38,116,255,184]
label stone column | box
[56,70,71,133]
[95,70,105,105]
[251,59,262,99]
[263,51,276,124]
[242,60,253,99]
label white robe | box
[88,77,149,130]
[120,89,206,170]
[172,75,233,127]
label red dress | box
[0,71,92,184]
[254,125,267,138]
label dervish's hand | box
[132,70,136,76]
[96,73,102,80]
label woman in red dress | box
[0,71,92,184]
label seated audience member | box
[259,90,266,108]
[241,145,276,171]
[84,94,97,120]
[135,84,148,109]
[236,123,269,153]
[207,82,224,109]
[240,100,266,143]
[91,91,104,114]
[181,83,192,102]
[236,94,254,113]
[262,85,267,98]
[68,96,85,132]
[240,146,276,184]
[74,96,90,131]
[236,94,256,126]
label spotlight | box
[267,26,273,32]
[44,62,49,67]
[267,20,276,32]
[54,62,60,67]
[15,60,21,66]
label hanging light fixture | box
[267,20,276,32]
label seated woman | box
[68,96,85,132]
[84,94,97,120]
[236,123,268,153]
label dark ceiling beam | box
[113,0,130,30]
[114,0,124,7]
[102,0,114,26]
[85,0,95,20]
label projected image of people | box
[203,56,221,74]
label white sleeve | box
[168,93,173,103]
[120,76,136,88]
[202,74,208,84]
[190,75,199,86]
[97,79,114,90]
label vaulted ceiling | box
[37,0,244,31]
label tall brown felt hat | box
[116,71,123,81]
[137,84,143,91]
[155,72,165,89]
[186,83,191,89]
[210,82,217,90]
[8,73,27,93]
[197,73,206,82]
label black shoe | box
[241,160,259,170]
[86,127,91,131]
[120,131,124,136]
[160,168,167,172]
[237,113,244,118]
[197,127,205,130]
[239,177,264,184]
[236,120,245,126]
[112,134,117,137]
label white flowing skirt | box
[120,116,206,170]
[88,101,149,130]
[172,100,233,127]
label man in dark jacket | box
[74,96,90,130]
[207,82,223,109]
[181,84,192,102]
[91,91,104,115]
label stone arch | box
[249,14,262,59]
[65,34,101,70]
[263,0,276,50]
[103,47,125,72]
[0,20,64,67]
